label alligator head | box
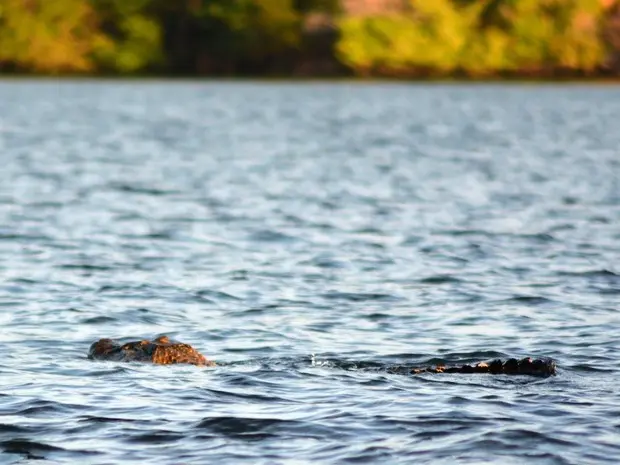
[88,335,215,366]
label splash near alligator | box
[88,336,556,377]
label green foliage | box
[208,0,301,59]
[90,0,162,73]
[94,15,161,72]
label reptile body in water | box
[88,336,556,376]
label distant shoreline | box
[1,74,620,85]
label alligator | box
[88,336,556,376]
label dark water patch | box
[300,255,348,269]
[221,345,282,355]
[6,278,40,286]
[112,211,147,222]
[1,439,67,454]
[562,196,579,205]
[82,315,117,324]
[85,307,161,325]
[435,229,494,238]
[589,285,620,295]
[366,312,391,321]
[125,430,185,444]
[509,232,556,242]
[221,268,247,281]
[195,416,326,441]
[18,403,70,417]
[2,399,82,417]
[123,230,177,240]
[498,295,556,305]
[558,269,619,279]
[78,415,143,424]
[195,289,242,301]
[400,235,424,246]
[547,223,576,233]
[108,183,178,196]
[305,321,338,332]
[341,447,395,463]
[589,215,611,224]
[280,213,308,227]
[321,292,401,302]
[83,366,134,376]
[419,275,462,285]
[0,232,52,242]
[45,240,80,250]
[0,300,30,307]
[57,263,116,272]
[98,284,154,293]
[229,306,267,317]
[484,428,576,447]
[247,229,300,243]
[201,387,294,405]
[566,364,614,373]
[0,424,32,434]
[23,201,65,209]
[353,227,385,235]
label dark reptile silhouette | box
[88,336,556,376]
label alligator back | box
[389,357,556,377]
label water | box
[0,81,619,464]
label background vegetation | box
[0,0,619,77]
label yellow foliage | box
[337,0,610,76]
[337,0,489,75]
[0,0,111,73]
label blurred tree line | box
[0,0,619,77]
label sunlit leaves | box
[336,0,609,76]
[336,0,489,75]
[93,14,162,72]
[0,0,107,72]
[89,0,162,73]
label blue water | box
[0,81,619,464]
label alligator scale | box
[89,336,556,376]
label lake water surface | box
[0,81,619,464]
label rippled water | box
[1,81,619,464]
